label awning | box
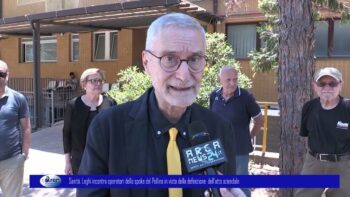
[0,0,217,36]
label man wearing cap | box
[295,67,350,197]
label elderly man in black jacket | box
[77,13,242,197]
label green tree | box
[108,33,252,107]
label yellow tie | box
[167,128,183,197]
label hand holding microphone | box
[184,121,226,197]
[184,121,246,197]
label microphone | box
[183,121,227,197]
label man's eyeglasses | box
[87,78,104,85]
[0,71,7,78]
[316,81,340,88]
[145,50,207,73]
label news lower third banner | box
[30,175,339,188]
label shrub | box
[107,66,151,104]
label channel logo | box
[39,175,62,188]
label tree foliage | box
[248,0,349,74]
[248,0,279,73]
[108,33,252,107]
[107,66,152,104]
[314,0,350,22]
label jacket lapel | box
[125,119,148,174]
[125,89,152,197]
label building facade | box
[0,0,349,102]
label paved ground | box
[0,122,75,197]
[0,120,279,197]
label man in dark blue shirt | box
[210,66,263,197]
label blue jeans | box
[236,154,251,197]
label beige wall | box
[0,29,134,84]
[219,0,261,16]
[78,0,120,7]
[3,0,128,17]
[3,0,45,17]
[132,28,147,68]
[239,59,350,103]
[239,60,278,102]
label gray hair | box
[145,13,206,50]
[219,66,238,76]
[0,60,9,71]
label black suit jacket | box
[63,95,117,173]
[77,88,236,197]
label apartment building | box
[0,0,349,103]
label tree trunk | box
[277,0,314,196]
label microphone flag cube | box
[182,139,227,173]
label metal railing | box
[8,78,62,91]
[253,101,279,155]
[21,89,83,128]
[8,77,83,128]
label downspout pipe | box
[31,20,42,129]
[213,0,218,32]
[213,0,218,15]
[0,0,2,18]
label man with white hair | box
[295,67,350,197]
[77,13,246,197]
[0,60,31,197]
[210,66,263,197]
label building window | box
[314,20,350,58]
[227,24,257,59]
[332,21,350,57]
[93,31,118,60]
[21,36,57,62]
[71,34,79,62]
[314,21,328,57]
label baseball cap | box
[314,67,342,82]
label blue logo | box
[39,175,62,188]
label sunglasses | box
[0,72,7,78]
[316,81,339,88]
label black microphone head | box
[188,121,211,145]
[184,121,227,173]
